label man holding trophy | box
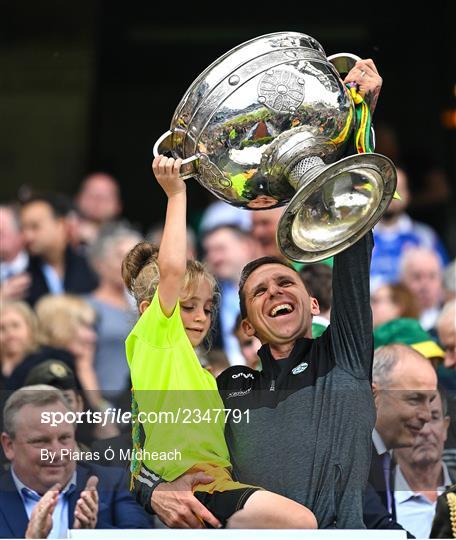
[132,32,394,529]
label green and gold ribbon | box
[349,85,400,200]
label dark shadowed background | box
[1,1,454,253]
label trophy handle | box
[153,130,199,180]
[327,52,361,77]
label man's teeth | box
[270,304,293,317]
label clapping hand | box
[73,475,99,529]
[25,483,61,539]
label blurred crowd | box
[0,144,455,536]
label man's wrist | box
[133,474,164,515]
[148,479,166,513]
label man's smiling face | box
[241,263,319,346]
[1,402,76,494]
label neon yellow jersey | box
[125,291,231,481]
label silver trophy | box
[153,32,396,262]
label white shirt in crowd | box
[394,462,452,539]
[0,251,28,282]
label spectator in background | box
[0,205,30,302]
[1,300,75,394]
[371,283,420,329]
[372,322,452,501]
[0,302,39,386]
[20,194,98,306]
[394,389,454,539]
[251,207,284,259]
[86,223,142,404]
[373,318,444,366]
[232,314,261,370]
[33,295,101,411]
[0,301,40,468]
[300,263,332,338]
[199,199,252,237]
[372,308,447,484]
[202,225,257,365]
[371,167,449,291]
[399,247,445,332]
[147,223,196,260]
[0,386,151,538]
[0,300,81,468]
[437,300,456,371]
[364,344,438,535]
[75,173,123,246]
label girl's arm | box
[152,155,185,316]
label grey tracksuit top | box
[217,231,376,528]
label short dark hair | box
[238,256,296,319]
[20,193,73,219]
[299,263,333,313]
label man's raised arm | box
[329,230,374,378]
[328,57,383,378]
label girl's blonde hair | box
[0,301,39,354]
[121,242,220,346]
[35,294,96,348]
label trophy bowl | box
[154,31,396,262]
